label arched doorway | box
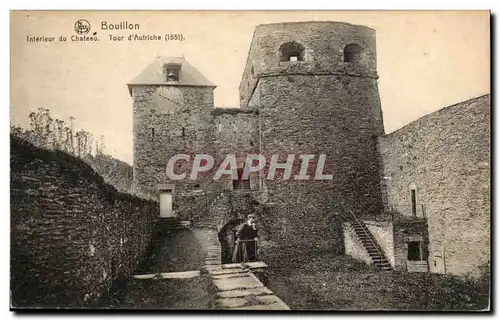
[218,219,244,264]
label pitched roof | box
[127,56,215,91]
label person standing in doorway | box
[232,214,259,263]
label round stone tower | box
[239,22,385,255]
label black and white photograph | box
[8,10,491,311]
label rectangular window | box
[289,56,298,62]
[233,168,250,190]
[411,189,417,216]
[232,180,251,190]
[164,63,181,82]
[407,241,422,261]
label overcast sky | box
[10,10,490,164]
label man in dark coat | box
[232,214,259,263]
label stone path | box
[133,270,201,280]
[193,228,291,310]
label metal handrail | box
[388,204,427,220]
[348,209,385,260]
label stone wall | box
[131,85,221,227]
[167,108,261,225]
[342,222,372,266]
[379,94,490,276]
[239,21,380,109]
[392,221,429,272]
[10,135,159,307]
[130,22,386,263]
[212,108,260,190]
[131,85,216,198]
[256,74,384,258]
[176,191,259,229]
[212,108,259,155]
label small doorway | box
[407,241,423,261]
[218,219,244,264]
[158,184,174,218]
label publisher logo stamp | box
[74,19,91,35]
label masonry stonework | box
[131,85,216,197]
[379,95,490,276]
[128,22,490,275]
[10,136,158,307]
[342,222,372,266]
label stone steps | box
[371,257,389,262]
[407,268,428,272]
[157,218,191,230]
[407,261,429,272]
[350,221,393,271]
[210,267,290,310]
[192,228,290,310]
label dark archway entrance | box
[218,219,244,264]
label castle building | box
[127,22,490,276]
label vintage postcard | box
[9,10,490,311]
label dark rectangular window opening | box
[407,241,422,261]
[411,189,417,216]
[233,168,250,190]
[164,63,181,82]
[151,128,155,142]
[233,180,251,190]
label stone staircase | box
[350,219,392,271]
[406,260,429,273]
[157,217,191,231]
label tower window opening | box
[163,63,181,82]
[151,128,155,141]
[279,41,305,62]
[411,188,417,217]
[181,127,186,137]
[343,43,363,63]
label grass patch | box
[100,274,217,309]
[135,229,205,274]
[261,255,489,311]
[97,228,217,309]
